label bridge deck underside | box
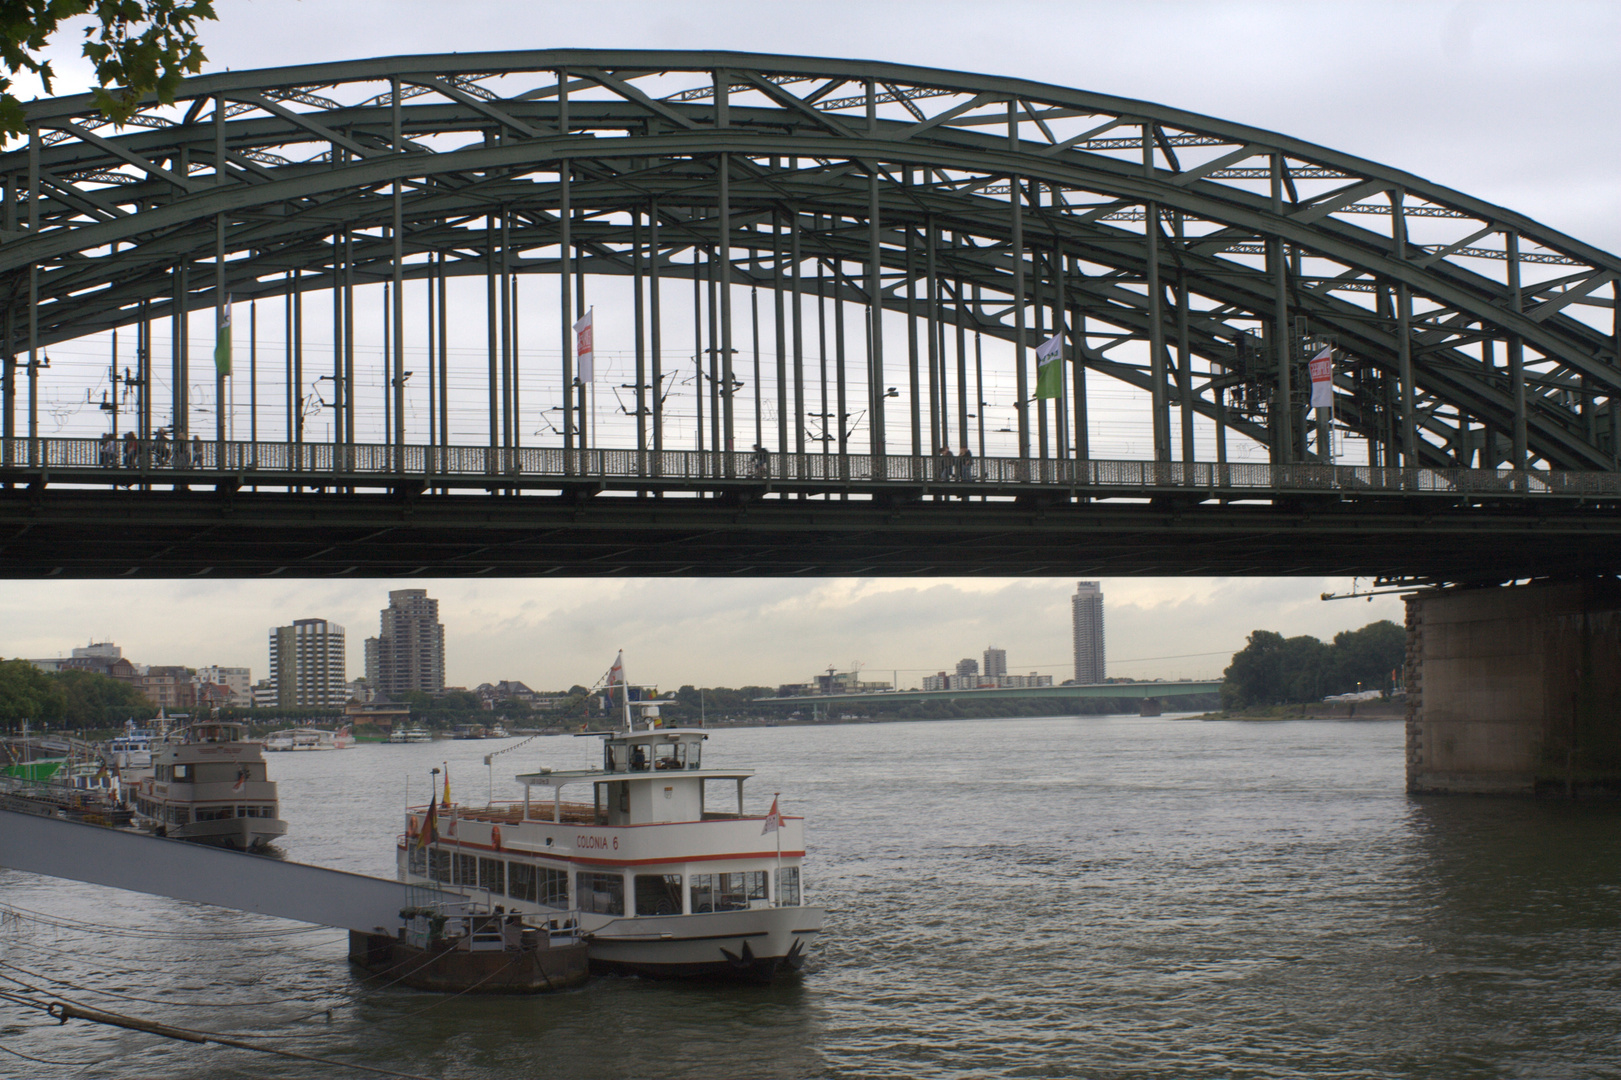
[2,487,1615,579]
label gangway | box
[0,805,459,934]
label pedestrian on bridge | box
[936,445,955,482]
[121,431,138,469]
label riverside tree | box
[1221,620,1405,710]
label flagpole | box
[774,792,782,899]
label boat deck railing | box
[414,800,602,826]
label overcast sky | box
[4,1,1612,691]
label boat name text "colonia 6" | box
[576,834,618,851]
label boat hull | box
[347,930,589,993]
[583,905,824,982]
[163,815,288,850]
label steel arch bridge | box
[0,50,1618,580]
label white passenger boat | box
[389,724,433,744]
[105,720,157,770]
[397,659,823,980]
[265,726,353,751]
[132,721,287,850]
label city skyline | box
[1,577,1406,693]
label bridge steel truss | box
[1,50,1619,580]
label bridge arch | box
[3,49,1617,475]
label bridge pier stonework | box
[1405,580,1621,797]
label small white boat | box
[105,720,157,770]
[389,725,433,744]
[397,654,822,980]
[132,721,287,850]
[265,726,353,751]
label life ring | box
[406,816,417,839]
[491,826,502,851]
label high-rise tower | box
[983,647,1007,680]
[1072,581,1106,683]
[376,589,446,698]
[268,619,348,707]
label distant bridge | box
[762,679,1222,708]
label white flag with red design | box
[574,308,595,383]
[1309,346,1333,409]
[761,795,782,834]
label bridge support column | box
[1139,697,1163,717]
[1405,580,1621,797]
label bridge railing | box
[5,436,1620,499]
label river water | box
[3,715,1620,1079]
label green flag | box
[1034,331,1063,399]
[214,300,232,377]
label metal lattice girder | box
[3,50,1619,471]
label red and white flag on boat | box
[608,650,625,705]
[574,308,595,383]
[761,795,782,835]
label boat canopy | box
[176,722,248,744]
[516,730,757,791]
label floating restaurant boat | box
[132,721,287,850]
[397,655,823,981]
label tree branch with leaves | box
[0,0,216,144]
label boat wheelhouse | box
[397,714,822,981]
[132,721,287,850]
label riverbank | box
[1195,699,1406,722]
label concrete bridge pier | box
[1139,698,1164,717]
[1405,580,1621,796]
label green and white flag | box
[214,298,232,377]
[1034,331,1063,399]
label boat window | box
[511,863,569,908]
[653,742,686,771]
[576,872,624,916]
[692,871,767,912]
[629,745,649,772]
[634,874,683,916]
[408,844,427,876]
[172,764,192,782]
[454,853,478,888]
[478,857,505,895]
[194,806,233,822]
[429,848,451,883]
[508,862,537,902]
[775,867,801,906]
[539,867,568,908]
[154,764,170,782]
